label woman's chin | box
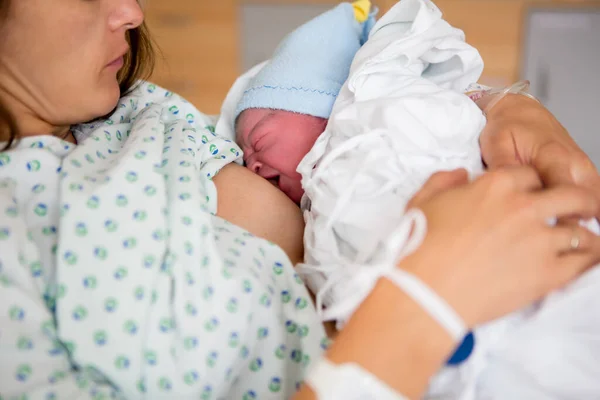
[94,83,122,117]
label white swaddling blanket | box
[297,0,600,399]
[298,0,486,323]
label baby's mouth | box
[267,176,280,188]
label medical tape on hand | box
[306,358,409,400]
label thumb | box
[571,152,600,188]
[533,143,600,221]
[532,143,578,189]
[479,123,525,169]
[571,153,600,220]
[480,135,524,169]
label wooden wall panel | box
[433,0,525,85]
[144,0,600,113]
[145,0,239,114]
[426,0,599,85]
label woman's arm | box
[295,279,454,400]
[213,163,305,265]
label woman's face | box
[0,0,144,129]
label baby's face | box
[236,109,327,204]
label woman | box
[1,1,599,399]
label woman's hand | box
[479,94,600,219]
[404,167,600,328]
[297,167,600,400]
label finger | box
[577,173,600,212]
[550,224,598,254]
[533,186,600,221]
[553,215,586,232]
[478,123,523,169]
[534,147,600,222]
[480,166,543,193]
[407,169,469,209]
[508,166,545,192]
[570,155,600,220]
[533,143,576,189]
[551,250,600,291]
[570,152,598,184]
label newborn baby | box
[235,0,478,366]
[235,0,375,204]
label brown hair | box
[0,0,155,150]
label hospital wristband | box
[384,266,468,342]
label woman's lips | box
[107,56,124,69]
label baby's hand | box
[235,108,327,204]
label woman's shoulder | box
[116,81,217,127]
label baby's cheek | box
[263,148,300,177]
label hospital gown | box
[0,82,328,400]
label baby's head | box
[234,0,375,203]
[236,108,327,203]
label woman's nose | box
[109,0,145,32]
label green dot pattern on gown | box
[0,82,328,399]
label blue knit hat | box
[235,1,377,120]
